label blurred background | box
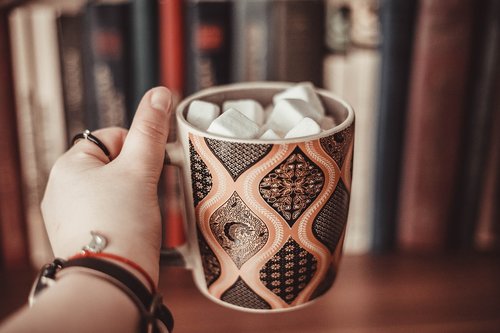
[0,0,499,331]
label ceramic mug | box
[164,82,354,312]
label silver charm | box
[82,231,108,253]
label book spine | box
[474,90,500,252]
[9,7,53,268]
[159,0,184,102]
[323,0,381,254]
[474,2,500,251]
[397,0,476,251]
[269,0,325,87]
[31,4,68,178]
[231,0,272,82]
[158,0,186,249]
[371,0,418,252]
[450,0,500,249]
[0,8,29,268]
[31,4,68,265]
[160,167,186,249]
[57,11,87,141]
[131,0,159,111]
[82,2,132,129]
[183,0,233,95]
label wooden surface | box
[1,253,500,332]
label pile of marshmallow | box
[186,82,337,140]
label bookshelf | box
[0,0,499,290]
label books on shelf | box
[4,0,499,263]
[9,4,57,267]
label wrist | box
[54,231,160,291]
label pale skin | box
[0,86,173,333]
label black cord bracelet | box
[29,257,174,333]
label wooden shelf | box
[158,253,500,333]
[1,253,500,332]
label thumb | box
[120,86,172,173]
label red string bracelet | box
[69,251,156,293]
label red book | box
[158,0,186,249]
[0,9,29,268]
[397,0,476,251]
[159,0,184,103]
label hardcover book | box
[131,0,159,110]
[372,0,418,252]
[450,0,499,249]
[268,0,325,86]
[397,0,476,251]
[159,0,184,102]
[0,7,29,268]
[57,10,86,142]
[82,1,132,129]
[183,0,233,95]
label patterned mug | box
[165,82,354,312]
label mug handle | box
[159,141,194,269]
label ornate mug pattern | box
[188,124,354,310]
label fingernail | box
[150,87,171,112]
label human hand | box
[41,87,172,286]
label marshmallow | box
[284,117,321,139]
[266,99,321,134]
[187,100,220,130]
[320,116,337,130]
[273,82,325,118]
[223,99,265,125]
[259,128,281,140]
[207,108,260,139]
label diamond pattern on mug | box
[312,180,349,253]
[319,126,354,168]
[189,139,213,206]
[221,277,272,309]
[259,237,317,304]
[205,138,273,181]
[210,192,269,269]
[197,227,221,287]
[259,146,324,227]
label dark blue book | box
[82,1,132,130]
[57,11,86,141]
[372,0,418,252]
[183,0,233,95]
[131,0,159,111]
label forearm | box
[0,271,140,333]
